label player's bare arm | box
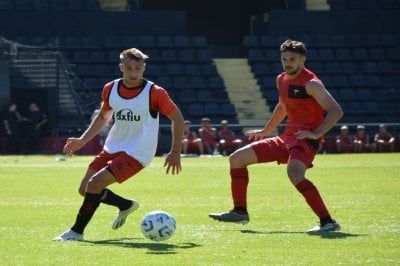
[246,75,287,141]
[64,106,113,155]
[164,108,185,175]
[295,79,343,140]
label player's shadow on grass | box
[85,238,201,254]
[240,229,364,239]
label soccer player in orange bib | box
[210,39,343,233]
[54,48,184,241]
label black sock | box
[234,207,248,215]
[100,189,132,211]
[320,216,335,226]
[71,192,102,234]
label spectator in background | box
[26,102,47,154]
[335,125,353,153]
[182,120,204,155]
[353,125,372,153]
[198,117,219,155]
[218,120,243,155]
[373,124,395,152]
[2,103,27,154]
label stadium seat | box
[380,34,396,46]
[197,90,215,102]
[201,64,218,76]
[339,88,356,100]
[362,101,379,114]
[173,76,190,90]
[180,89,197,103]
[139,36,157,48]
[264,49,280,62]
[376,61,393,74]
[307,62,324,75]
[365,75,382,87]
[305,48,318,61]
[247,49,264,63]
[189,76,207,89]
[259,35,276,48]
[349,74,367,87]
[207,76,225,89]
[196,49,213,63]
[243,35,259,48]
[330,34,346,48]
[386,47,400,60]
[160,49,178,62]
[368,48,386,60]
[146,64,163,76]
[122,36,139,47]
[81,36,100,49]
[88,50,107,63]
[178,49,196,63]
[361,62,378,73]
[64,36,81,50]
[335,48,352,61]
[364,34,381,47]
[319,48,335,60]
[184,63,202,76]
[204,102,221,115]
[166,63,184,76]
[252,62,272,77]
[145,49,160,62]
[331,75,349,88]
[341,62,357,74]
[107,49,121,63]
[191,35,208,48]
[188,103,205,116]
[352,48,370,61]
[324,62,342,74]
[104,36,122,49]
[72,51,89,62]
[356,88,373,100]
[220,103,236,115]
[157,36,174,48]
[173,35,190,48]
[155,75,173,88]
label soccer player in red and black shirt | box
[210,39,343,233]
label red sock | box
[295,179,330,219]
[230,168,249,211]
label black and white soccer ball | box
[140,210,176,241]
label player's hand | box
[245,129,267,141]
[295,130,319,140]
[164,152,182,175]
[63,137,86,156]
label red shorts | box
[88,151,144,183]
[250,135,320,168]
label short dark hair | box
[280,39,306,55]
[120,48,149,63]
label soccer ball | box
[140,210,176,241]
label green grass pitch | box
[0,153,399,265]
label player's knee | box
[78,187,85,196]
